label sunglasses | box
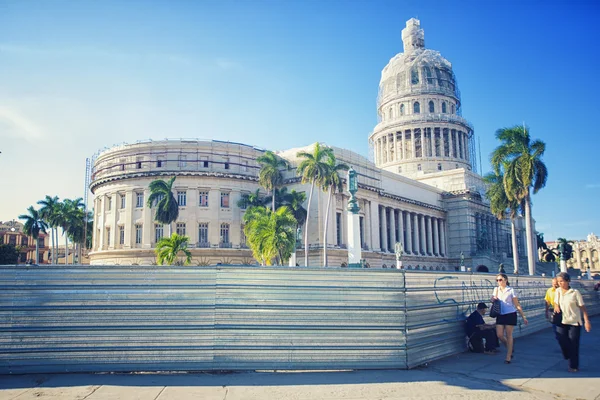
[496,279,504,281]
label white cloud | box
[0,106,44,142]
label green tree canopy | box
[155,233,192,266]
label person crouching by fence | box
[466,303,499,354]
[492,273,528,364]
[554,272,592,372]
[545,277,560,340]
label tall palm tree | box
[147,176,179,237]
[155,233,192,266]
[491,125,548,275]
[56,198,84,265]
[256,151,289,212]
[37,195,60,264]
[18,206,48,264]
[296,143,333,267]
[484,171,521,274]
[243,206,296,266]
[68,210,93,264]
[281,189,307,231]
[321,154,349,266]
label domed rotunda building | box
[89,18,530,273]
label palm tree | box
[296,143,333,266]
[243,206,296,266]
[321,154,349,266]
[237,189,265,209]
[37,195,60,264]
[56,198,84,265]
[147,176,179,237]
[491,125,548,275]
[484,171,522,274]
[155,233,192,266]
[18,206,48,264]
[256,151,289,212]
[68,210,93,264]
[281,189,307,230]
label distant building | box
[88,18,532,272]
[0,220,49,264]
[546,234,599,274]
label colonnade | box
[374,127,470,165]
[474,213,502,254]
[378,205,446,257]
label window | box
[411,67,419,84]
[413,102,420,114]
[135,225,142,244]
[136,192,144,208]
[198,223,209,245]
[154,224,163,243]
[451,104,455,114]
[336,212,342,246]
[437,163,442,171]
[224,158,230,170]
[38,238,44,248]
[242,161,248,172]
[9,236,16,246]
[176,223,186,236]
[425,66,433,84]
[200,157,209,168]
[156,157,164,168]
[177,191,187,207]
[136,158,142,169]
[106,228,111,246]
[22,237,28,246]
[178,155,187,167]
[154,193,165,207]
[120,159,125,171]
[398,166,402,173]
[107,197,112,211]
[400,104,405,115]
[199,191,209,207]
[119,226,125,245]
[221,192,230,208]
[442,102,447,113]
[120,194,126,209]
[220,223,230,244]
[417,164,422,171]
[429,101,435,113]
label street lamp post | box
[346,167,362,267]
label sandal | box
[504,360,511,364]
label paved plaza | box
[1,316,599,400]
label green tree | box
[491,125,548,275]
[155,233,192,266]
[147,176,179,237]
[256,151,289,212]
[321,154,349,266]
[484,171,522,274]
[243,206,297,266]
[237,189,265,209]
[296,143,333,266]
[37,195,60,264]
[18,206,48,265]
[55,198,84,265]
[0,244,19,265]
[281,189,307,232]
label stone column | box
[405,211,413,254]
[370,201,380,252]
[420,214,426,255]
[411,130,416,159]
[380,206,388,252]
[440,219,447,256]
[413,213,420,254]
[398,210,405,251]
[576,246,582,270]
[389,208,396,252]
[402,131,407,159]
[427,216,433,256]
[433,217,439,256]
[393,132,397,162]
[124,190,134,248]
[448,130,454,158]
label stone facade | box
[89,18,530,272]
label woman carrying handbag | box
[491,273,528,363]
[554,272,592,372]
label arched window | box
[411,68,419,84]
[425,66,433,84]
[413,102,420,114]
[400,104,405,115]
[429,101,435,113]
[451,104,455,114]
[442,102,447,113]
[417,164,422,171]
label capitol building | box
[89,18,529,271]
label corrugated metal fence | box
[1,266,598,374]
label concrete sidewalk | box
[1,317,599,400]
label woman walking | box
[554,272,592,372]
[491,273,528,363]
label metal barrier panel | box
[0,266,407,374]
[403,271,600,368]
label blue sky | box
[1,0,599,241]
